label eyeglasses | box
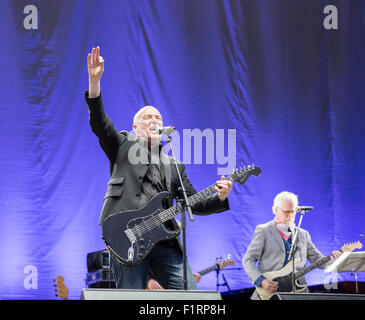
[278,208,296,215]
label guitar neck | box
[197,264,219,276]
[157,184,219,224]
[153,166,258,227]
[294,242,363,279]
[294,254,332,279]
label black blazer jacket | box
[85,92,229,232]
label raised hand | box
[87,46,104,98]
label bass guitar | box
[146,256,235,289]
[194,256,235,282]
[102,165,261,266]
[255,241,363,300]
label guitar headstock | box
[341,241,363,253]
[216,255,235,270]
[228,165,261,185]
[53,276,69,300]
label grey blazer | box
[242,220,325,289]
[85,92,229,227]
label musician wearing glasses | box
[84,46,233,290]
[242,191,342,300]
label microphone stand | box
[287,208,310,293]
[165,134,194,290]
[216,271,231,292]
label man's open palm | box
[87,46,104,81]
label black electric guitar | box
[102,165,261,266]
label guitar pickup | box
[124,228,137,244]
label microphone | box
[157,126,176,136]
[297,206,314,212]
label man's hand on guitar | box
[331,250,342,260]
[193,273,201,283]
[147,279,164,290]
[261,279,278,293]
[215,176,233,202]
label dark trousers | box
[110,240,197,290]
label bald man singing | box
[84,47,233,290]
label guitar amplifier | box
[87,249,110,272]
[85,268,116,288]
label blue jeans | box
[110,240,197,290]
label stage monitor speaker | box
[81,288,222,300]
[87,250,110,272]
[272,292,365,300]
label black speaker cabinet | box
[86,250,110,272]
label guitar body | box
[102,166,262,266]
[102,191,180,266]
[255,259,307,300]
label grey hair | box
[272,191,298,214]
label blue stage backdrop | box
[0,0,364,299]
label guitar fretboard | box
[129,167,259,238]
[158,184,218,224]
[295,254,332,279]
[198,264,219,276]
[132,182,223,237]
[131,184,220,237]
